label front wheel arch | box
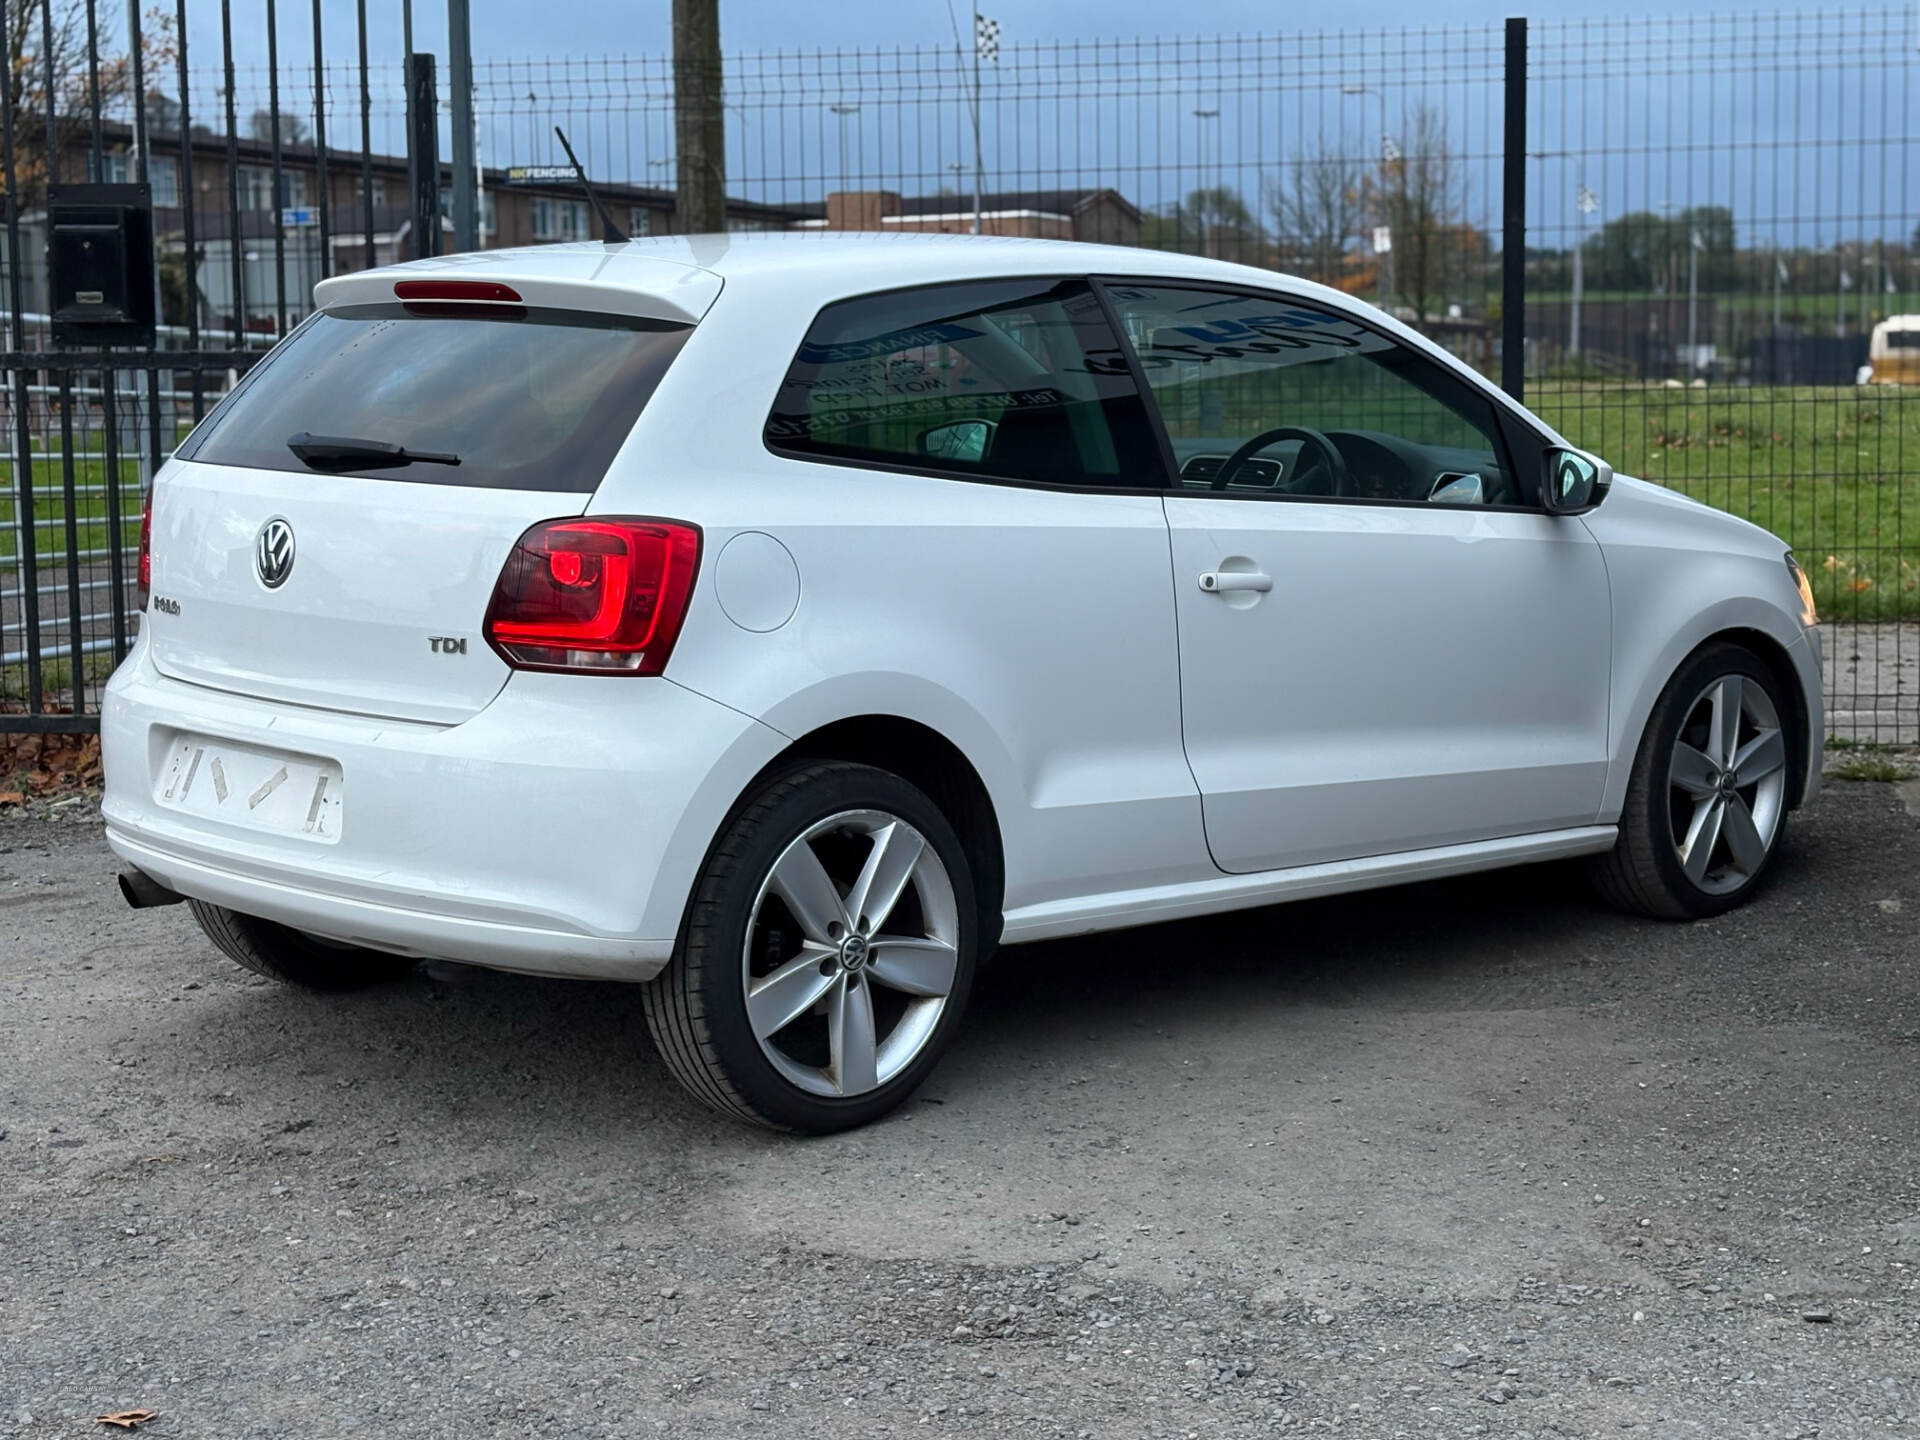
[1592,637,1802,919]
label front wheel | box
[642,760,979,1133]
[1590,642,1796,919]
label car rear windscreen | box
[178,303,692,491]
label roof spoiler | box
[313,258,722,325]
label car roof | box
[367,230,1343,304]
[323,232,1567,449]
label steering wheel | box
[1213,425,1351,497]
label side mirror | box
[917,419,992,464]
[1541,446,1613,515]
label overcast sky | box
[156,0,1910,245]
[188,0,1740,72]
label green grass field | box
[3,385,1919,620]
[1530,383,1920,620]
[0,456,144,564]
[1519,288,1904,328]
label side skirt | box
[998,825,1619,945]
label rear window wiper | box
[287,432,461,470]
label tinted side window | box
[766,278,1163,489]
[1106,284,1521,507]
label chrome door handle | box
[1198,570,1273,594]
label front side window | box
[445,188,498,234]
[533,198,590,241]
[237,164,308,211]
[93,151,181,206]
[1106,284,1520,507]
[237,164,273,211]
[766,277,1162,489]
[150,155,180,207]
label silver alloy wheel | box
[742,809,960,1099]
[1667,672,1788,895]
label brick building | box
[10,125,1141,332]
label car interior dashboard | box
[1169,430,1515,506]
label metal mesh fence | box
[1526,9,1918,742]
[3,7,1917,741]
[460,12,1916,743]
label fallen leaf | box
[95,1411,158,1430]
[0,791,23,806]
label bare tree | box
[1381,104,1465,325]
[1265,143,1362,287]
[2,2,175,205]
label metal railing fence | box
[3,6,1915,741]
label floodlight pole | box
[970,9,983,235]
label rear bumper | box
[101,642,786,980]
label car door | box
[1103,281,1612,874]
[730,275,1212,915]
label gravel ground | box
[3,784,1918,1439]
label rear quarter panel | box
[592,267,1213,915]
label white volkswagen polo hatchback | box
[103,233,1822,1131]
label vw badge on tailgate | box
[255,517,296,589]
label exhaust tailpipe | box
[118,868,186,909]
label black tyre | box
[189,901,417,990]
[642,760,979,1133]
[1590,641,1796,920]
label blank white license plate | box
[155,733,343,841]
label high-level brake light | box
[393,279,524,303]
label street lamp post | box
[1656,200,1675,376]
[1192,107,1219,255]
[1571,182,1597,358]
[1837,244,1851,338]
[1341,84,1393,309]
[829,102,859,199]
[1687,227,1703,373]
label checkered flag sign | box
[975,13,1000,62]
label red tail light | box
[136,488,153,610]
[483,518,700,675]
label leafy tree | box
[1582,205,1735,291]
[1142,185,1263,261]
[248,107,308,146]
